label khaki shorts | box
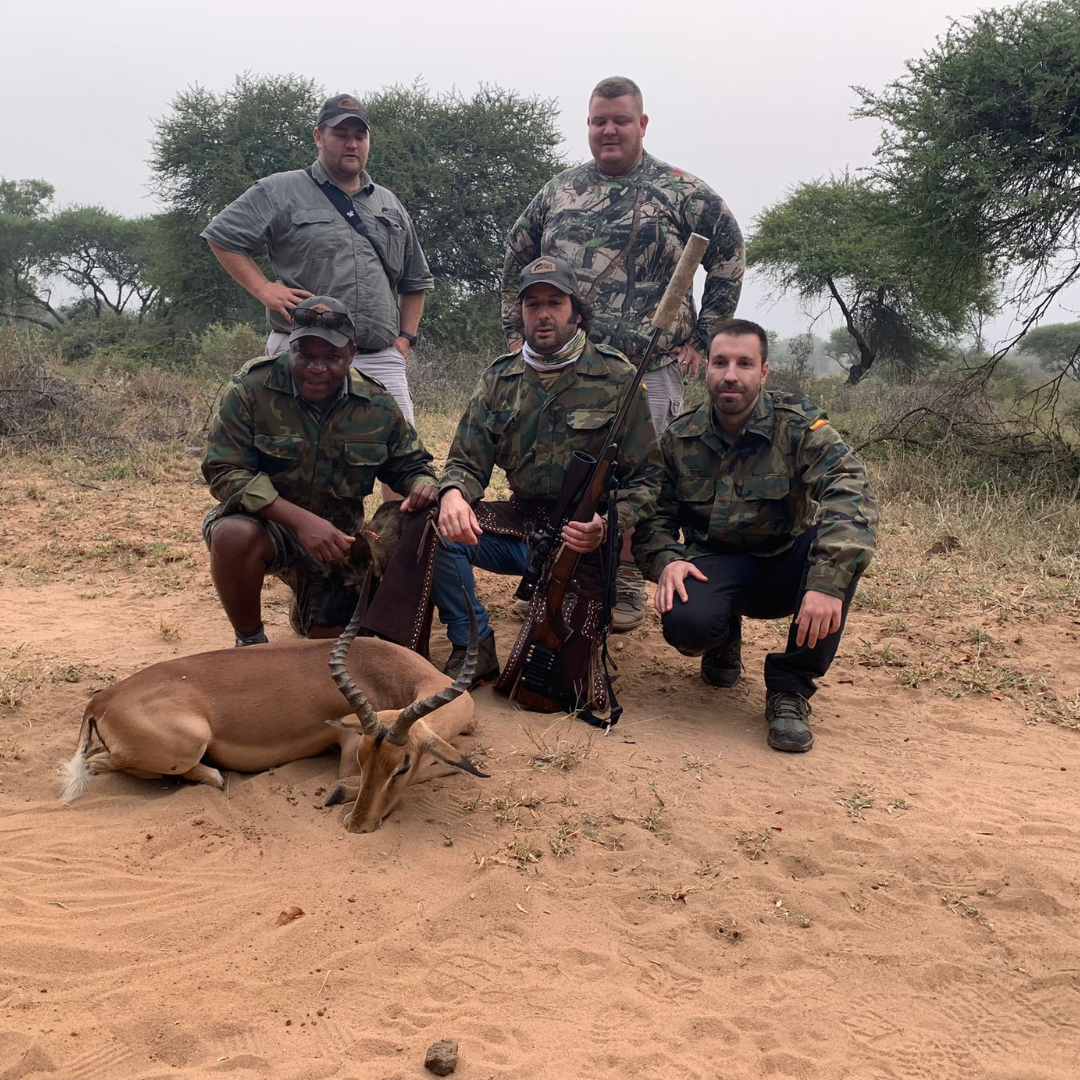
[644,360,685,436]
[202,510,362,635]
[620,364,683,543]
[266,333,415,425]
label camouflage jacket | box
[440,341,662,534]
[633,393,878,598]
[501,152,744,367]
[203,353,436,535]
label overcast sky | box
[3,0,1065,340]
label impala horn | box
[386,590,478,746]
[327,566,382,739]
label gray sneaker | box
[765,691,814,752]
[611,562,646,632]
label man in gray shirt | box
[201,93,433,425]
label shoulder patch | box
[809,418,828,431]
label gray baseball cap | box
[517,256,581,300]
[316,93,370,130]
[288,296,356,348]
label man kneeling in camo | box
[633,319,878,751]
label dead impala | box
[59,582,487,833]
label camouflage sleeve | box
[630,433,686,579]
[688,192,744,355]
[612,380,663,534]
[797,421,879,597]
[500,186,547,343]
[439,377,498,504]
[376,403,438,495]
[201,378,279,514]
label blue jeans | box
[433,535,529,646]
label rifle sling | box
[304,167,395,285]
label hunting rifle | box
[508,232,711,715]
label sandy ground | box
[1,461,1079,1080]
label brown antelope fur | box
[59,513,487,833]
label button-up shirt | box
[201,161,433,349]
[634,392,878,597]
[203,353,436,535]
[440,341,662,534]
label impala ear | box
[349,533,373,563]
[423,732,490,779]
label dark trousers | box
[660,527,861,698]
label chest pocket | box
[565,407,614,458]
[255,433,305,476]
[737,473,790,501]
[676,475,716,504]
[336,441,389,499]
[371,209,406,280]
[290,209,338,262]
[488,409,521,472]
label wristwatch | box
[398,331,417,346]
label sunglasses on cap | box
[292,307,349,330]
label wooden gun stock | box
[512,446,616,713]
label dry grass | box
[524,723,594,772]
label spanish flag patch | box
[809,418,828,431]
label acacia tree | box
[1017,322,1080,380]
[855,1,1080,349]
[0,178,62,327]
[38,208,161,318]
[748,176,991,384]
[149,73,320,327]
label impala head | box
[326,580,486,833]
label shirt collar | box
[497,339,614,379]
[310,159,375,196]
[677,393,775,448]
[594,151,649,182]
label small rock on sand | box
[424,1039,459,1076]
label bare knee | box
[209,517,274,566]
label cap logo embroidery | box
[532,259,557,274]
[338,97,359,110]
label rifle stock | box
[512,446,616,712]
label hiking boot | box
[444,632,500,688]
[611,562,646,632]
[700,616,742,688]
[765,690,814,753]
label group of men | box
[200,77,878,753]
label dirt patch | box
[1,457,1079,1079]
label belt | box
[355,346,389,355]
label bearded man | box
[633,319,878,752]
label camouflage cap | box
[316,93,370,130]
[288,296,356,348]
[517,256,581,300]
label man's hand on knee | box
[795,590,843,648]
[655,560,709,614]
[437,489,483,545]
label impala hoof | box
[323,783,346,807]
